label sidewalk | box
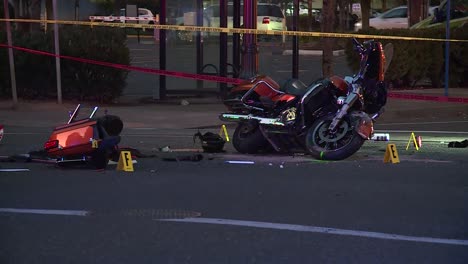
[0,88,467,130]
[0,97,227,130]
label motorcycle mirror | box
[383,43,394,74]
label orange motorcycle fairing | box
[46,119,98,158]
[240,75,298,108]
[231,75,280,94]
[273,94,296,103]
[329,75,349,95]
[377,42,386,81]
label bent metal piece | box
[68,104,81,124]
[219,113,285,126]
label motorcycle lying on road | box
[219,38,394,160]
[43,104,123,169]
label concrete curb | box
[282,49,345,56]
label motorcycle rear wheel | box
[305,114,365,160]
[233,121,269,154]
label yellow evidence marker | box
[117,150,134,172]
[384,143,400,164]
[91,139,99,148]
[406,132,420,151]
[219,124,230,142]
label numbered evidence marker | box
[384,143,400,164]
[117,150,134,172]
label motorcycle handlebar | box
[352,38,364,53]
[352,38,375,55]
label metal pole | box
[3,0,18,107]
[52,0,62,104]
[444,0,450,97]
[239,0,258,79]
[196,0,203,91]
[292,0,299,79]
[232,0,241,76]
[219,0,228,97]
[159,0,167,100]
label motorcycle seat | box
[281,79,308,96]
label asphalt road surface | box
[1,121,467,264]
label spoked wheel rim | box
[309,119,354,151]
[237,122,258,139]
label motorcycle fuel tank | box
[243,75,296,107]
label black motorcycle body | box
[219,38,393,160]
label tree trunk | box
[114,0,125,15]
[14,0,42,32]
[307,0,313,30]
[29,0,42,32]
[321,0,336,77]
[360,0,371,30]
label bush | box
[345,24,468,88]
[60,26,130,103]
[0,26,130,103]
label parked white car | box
[103,8,156,24]
[285,3,320,16]
[355,6,408,30]
[203,3,287,33]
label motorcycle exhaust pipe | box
[219,113,285,126]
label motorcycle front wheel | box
[233,121,269,154]
[305,114,365,160]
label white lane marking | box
[0,208,89,216]
[160,218,468,247]
[374,129,468,134]
[0,169,30,172]
[379,121,468,126]
[2,209,466,246]
[225,160,255,164]
[122,134,191,138]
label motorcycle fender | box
[300,82,328,113]
[301,81,326,105]
[301,81,341,126]
[350,112,374,139]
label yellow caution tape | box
[1,18,467,43]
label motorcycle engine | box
[280,107,297,124]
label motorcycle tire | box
[232,121,269,154]
[305,114,365,160]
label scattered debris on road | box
[448,139,468,148]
